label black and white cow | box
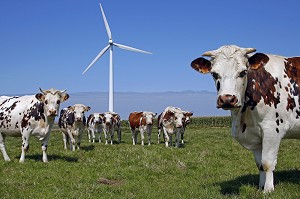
[86,113,103,143]
[100,112,121,145]
[0,88,69,162]
[58,104,91,150]
[191,45,300,192]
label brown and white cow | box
[191,45,300,192]
[157,106,185,147]
[87,113,103,143]
[128,111,157,146]
[180,111,193,144]
[58,104,91,150]
[100,112,121,145]
[0,88,69,162]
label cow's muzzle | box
[217,94,240,109]
[48,109,57,116]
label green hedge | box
[189,116,231,127]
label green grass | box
[0,122,299,198]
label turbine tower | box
[82,3,152,112]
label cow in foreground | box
[58,104,91,150]
[100,112,121,145]
[0,88,69,162]
[157,106,184,147]
[87,113,103,143]
[191,45,300,192]
[128,111,157,145]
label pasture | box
[0,117,299,198]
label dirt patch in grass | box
[98,178,123,186]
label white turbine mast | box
[82,3,152,112]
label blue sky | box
[1,0,300,95]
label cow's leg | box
[157,128,161,144]
[251,147,265,189]
[99,127,103,143]
[77,130,84,150]
[163,127,170,147]
[62,133,68,149]
[181,127,185,144]
[68,130,76,151]
[175,128,181,148]
[0,133,10,161]
[117,127,121,144]
[131,129,136,145]
[41,132,51,163]
[147,125,152,146]
[110,127,114,145]
[87,129,91,142]
[260,133,281,193]
[20,132,31,163]
[140,129,145,146]
[91,129,95,143]
[103,130,108,145]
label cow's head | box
[143,111,157,125]
[191,45,269,110]
[36,88,69,117]
[164,108,184,128]
[93,113,103,124]
[101,112,117,126]
[183,111,193,125]
[68,104,91,123]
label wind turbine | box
[82,3,152,112]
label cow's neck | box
[230,108,243,138]
[45,115,55,129]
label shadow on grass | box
[17,154,78,162]
[80,145,95,151]
[218,169,300,195]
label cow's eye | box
[57,100,61,104]
[239,70,247,78]
[45,100,48,105]
[211,72,219,79]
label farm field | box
[0,118,299,198]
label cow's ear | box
[68,106,74,111]
[61,93,69,102]
[153,112,157,117]
[248,53,269,70]
[35,93,45,101]
[85,106,91,111]
[191,57,212,74]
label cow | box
[128,111,157,146]
[191,44,300,192]
[100,112,121,145]
[0,88,69,162]
[86,113,103,143]
[180,111,193,144]
[157,106,185,147]
[58,104,91,151]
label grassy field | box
[0,119,299,198]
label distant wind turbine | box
[82,3,152,112]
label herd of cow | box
[0,89,193,163]
[1,44,300,192]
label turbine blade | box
[82,45,110,74]
[114,42,152,54]
[99,3,112,40]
